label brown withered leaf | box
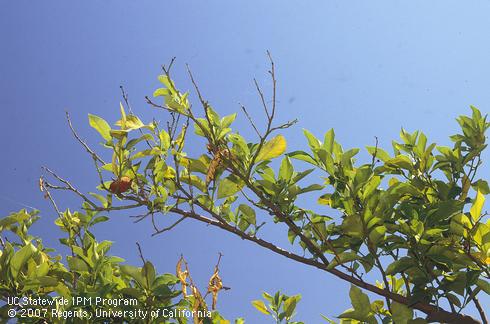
[192,285,208,324]
[206,154,222,185]
[207,268,223,310]
[176,256,189,298]
[205,144,234,185]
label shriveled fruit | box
[109,176,132,194]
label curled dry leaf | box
[176,256,189,298]
[206,144,230,185]
[207,267,223,310]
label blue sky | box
[1,1,489,322]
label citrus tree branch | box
[166,207,480,324]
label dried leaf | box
[192,285,207,324]
[206,154,222,185]
[207,268,223,310]
[176,256,189,298]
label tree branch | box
[166,207,480,324]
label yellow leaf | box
[252,300,270,315]
[470,190,485,222]
[318,194,332,206]
[256,135,287,162]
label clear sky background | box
[1,1,489,322]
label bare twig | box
[161,57,176,76]
[136,242,146,265]
[151,216,187,236]
[39,177,62,217]
[253,78,270,120]
[371,136,379,167]
[266,50,277,120]
[119,85,134,115]
[42,167,98,209]
[65,111,105,164]
[240,104,261,138]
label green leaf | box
[91,216,109,226]
[120,265,146,289]
[0,210,31,229]
[142,261,156,288]
[153,87,171,97]
[323,129,335,153]
[476,279,490,294]
[288,151,317,165]
[386,155,413,170]
[470,190,485,222]
[10,243,37,279]
[67,256,90,272]
[159,129,171,150]
[88,114,111,141]
[366,146,391,162]
[327,252,360,270]
[238,204,256,226]
[120,287,145,298]
[284,295,300,318]
[221,113,237,128]
[158,74,174,90]
[473,180,490,195]
[32,276,60,287]
[299,184,323,194]
[368,226,386,244]
[450,213,472,236]
[385,257,414,275]
[217,176,244,199]
[391,302,413,324]
[349,285,371,319]
[256,135,287,162]
[303,129,321,151]
[362,176,381,199]
[279,157,294,181]
[252,300,270,315]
